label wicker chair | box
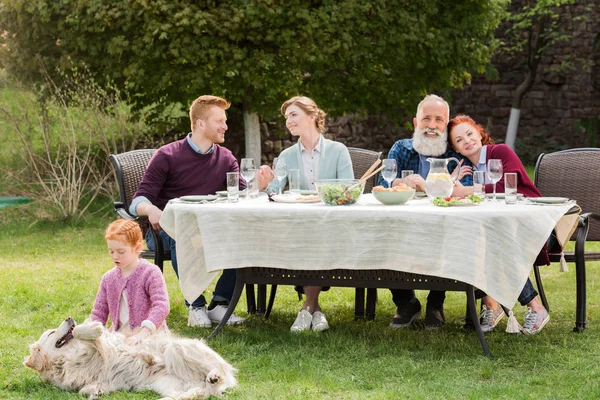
[109,149,171,272]
[348,147,382,319]
[534,148,600,332]
[348,147,383,191]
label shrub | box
[0,68,155,221]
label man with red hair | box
[130,95,246,329]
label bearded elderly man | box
[379,94,472,330]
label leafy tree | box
[497,0,590,148]
[1,0,508,161]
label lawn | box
[1,204,600,399]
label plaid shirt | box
[378,139,473,187]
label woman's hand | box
[258,165,274,190]
[455,165,472,181]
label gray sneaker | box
[522,307,550,334]
[479,305,505,333]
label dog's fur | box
[24,318,237,399]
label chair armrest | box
[114,202,136,220]
[581,212,600,222]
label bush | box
[0,68,156,221]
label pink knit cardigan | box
[91,258,170,332]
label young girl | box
[91,219,170,343]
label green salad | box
[319,183,363,205]
[432,194,483,207]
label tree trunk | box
[243,107,261,164]
[504,16,548,149]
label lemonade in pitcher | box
[425,173,455,198]
[424,158,460,199]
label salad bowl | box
[314,179,365,205]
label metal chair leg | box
[533,265,549,312]
[354,288,365,320]
[574,218,589,332]
[257,284,267,314]
[366,288,377,320]
[246,284,256,314]
[265,285,278,320]
[208,271,245,340]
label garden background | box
[1,1,599,399]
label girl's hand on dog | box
[127,327,152,345]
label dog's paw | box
[206,369,221,384]
[79,383,103,399]
[73,321,104,339]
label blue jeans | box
[392,279,537,309]
[474,278,538,306]
[146,229,236,308]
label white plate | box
[271,194,321,203]
[485,193,524,199]
[216,190,246,197]
[528,197,569,204]
[284,190,318,195]
[179,195,218,202]
[447,202,479,207]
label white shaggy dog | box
[24,317,237,399]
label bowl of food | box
[314,179,365,205]
[372,184,416,205]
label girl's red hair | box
[448,115,495,147]
[105,219,142,247]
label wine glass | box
[273,158,287,195]
[487,159,503,201]
[240,158,256,199]
[381,159,397,188]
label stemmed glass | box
[240,158,256,200]
[381,159,398,188]
[487,159,503,201]
[273,157,287,195]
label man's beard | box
[412,127,448,156]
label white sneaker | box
[188,306,212,328]
[311,311,329,332]
[207,305,246,325]
[290,309,312,332]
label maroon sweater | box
[134,139,244,211]
[484,144,542,198]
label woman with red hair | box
[447,115,550,335]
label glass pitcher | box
[425,157,461,199]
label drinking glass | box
[240,158,256,200]
[504,172,518,205]
[487,159,503,201]
[288,169,300,195]
[226,172,239,203]
[381,159,397,188]
[249,168,260,198]
[401,170,414,188]
[273,158,287,195]
[473,170,485,198]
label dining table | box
[160,192,575,357]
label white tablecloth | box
[160,194,573,308]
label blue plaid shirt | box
[378,139,473,187]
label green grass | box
[1,206,600,399]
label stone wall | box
[226,1,599,166]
